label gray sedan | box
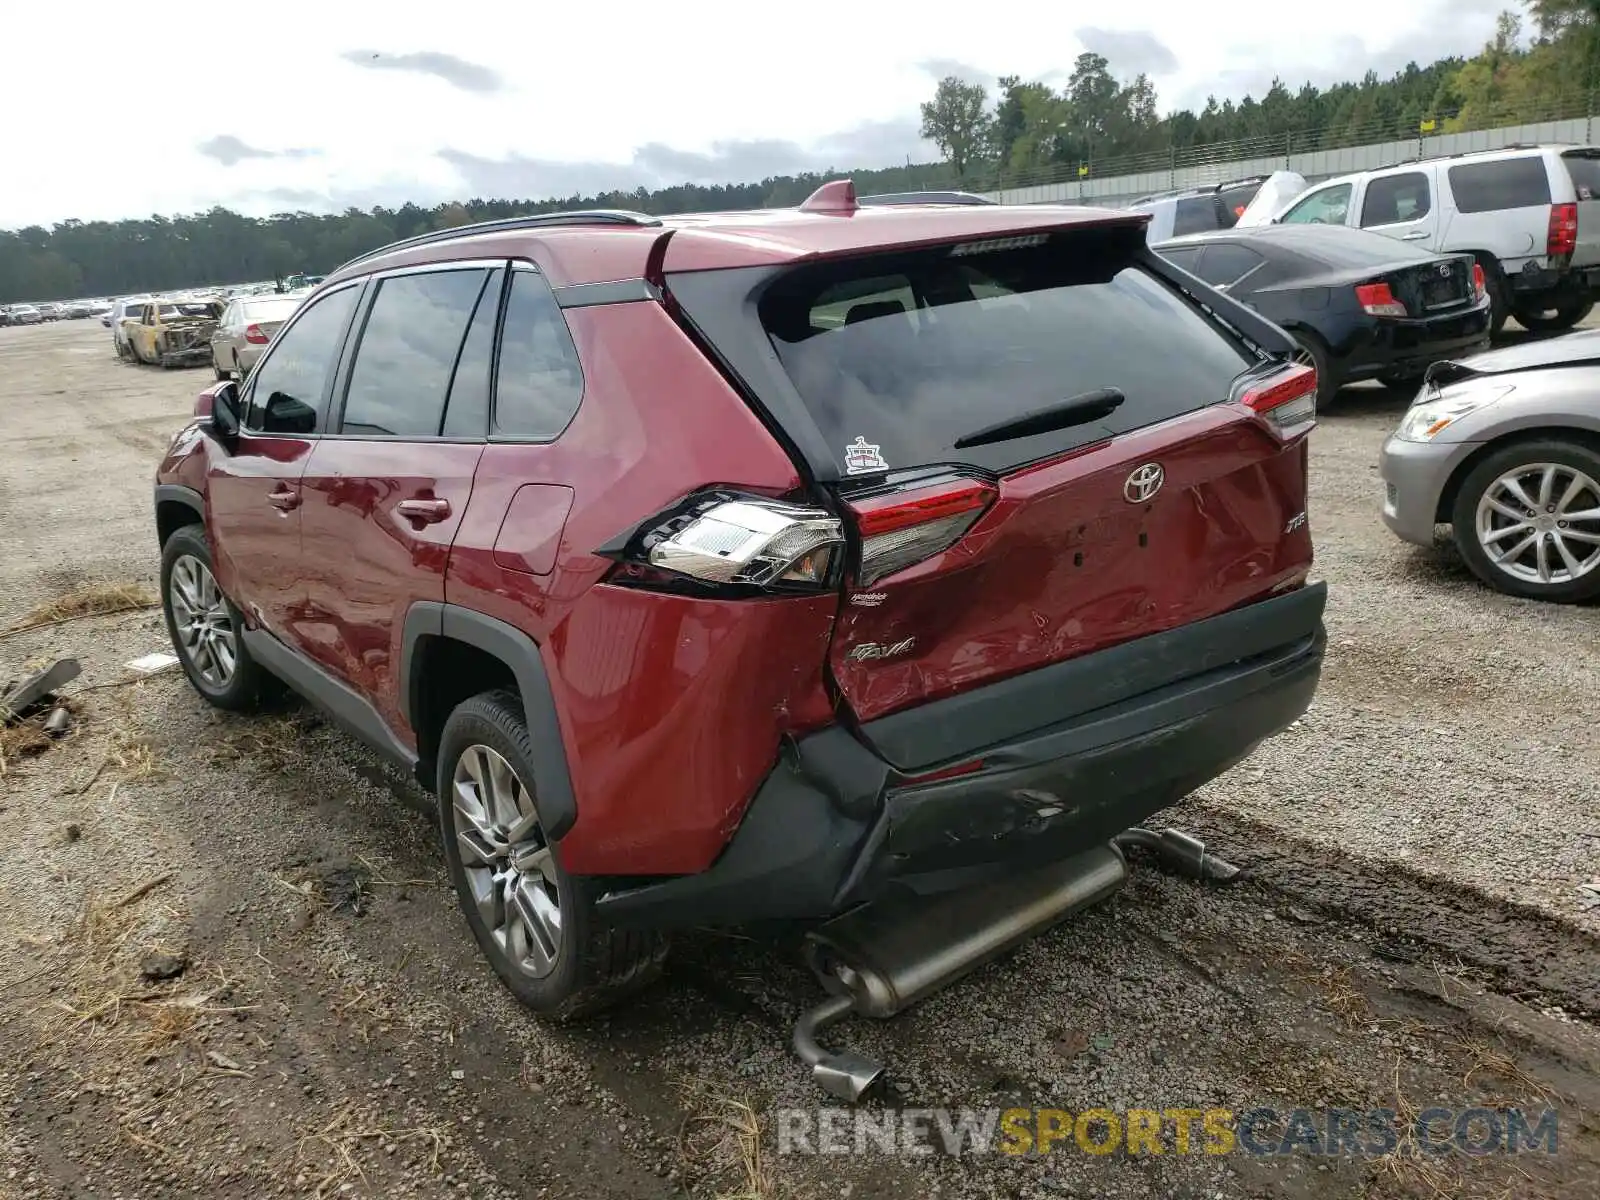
[209,292,306,380]
[1380,331,1600,602]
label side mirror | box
[206,382,241,443]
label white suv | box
[1256,145,1600,335]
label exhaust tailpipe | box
[1113,827,1240,883]
[793,845,1129,1099]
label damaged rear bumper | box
[594,583,1327,929]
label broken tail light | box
[1355,282,1407,318]
[605,493,844,593]
[1548,202,1579,259]
[244,323,271,345]
[845,476,997,586]
[1240,363,1317,441]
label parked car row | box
[1,299,111,325]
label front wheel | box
[160,524,270,709]
[437,690,667,1020]
[1513,301,1594,334]
[1450,440,1600,603]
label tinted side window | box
[340,268,489,437]
[1562,151,1600,201]
[1158,246,1204,274]
[1218,183,1262,226]
[1172,196,1221,236]
[1447,158,1552,213]
[493,269,584,441]
[441,267,504,438]
[1194,244,1265,287]
[1282,184,1353,226]
[245,285,359,435]
[1361,172,1432,226]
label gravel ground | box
[1,319,1597,1200]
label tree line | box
[2,2,1595,304]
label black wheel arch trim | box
[401,602,577,840]
[154,484,205,547]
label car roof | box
[321,182,1150,289]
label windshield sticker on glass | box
[844,436,888,475]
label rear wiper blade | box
[953,388,1126,450]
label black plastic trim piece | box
[861,582,1328,771]
[241,628,418,772]
[154,483,203,514]
[400,604,578,840]
[553,279,661,308]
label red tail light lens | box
[1471,262,1487,301]
[846,476,996,586]
[1548,202,1578,259]
[1240,363,1317,440]
[1355,282,1407,318]
[244,323,270,345]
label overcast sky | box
[1,0,1506,229]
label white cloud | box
[0,0,1503,227]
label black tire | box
[1289,330,1338,406]
[1474,255,1511,338]
[159,524,270,710]
[1513,301,1594,334]
[1450,438,1600,603]
[232,351,244,381]
[437,690,667,1020]
[1377,371,1420,393]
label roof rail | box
[333,210,663,274]
[858,190,997,206]
[1372,142,1565,173]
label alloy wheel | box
[451,745,562,979]
[168,554,238,687]
[1475,462,1600,586]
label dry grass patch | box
[295,1106,447,1198]
[3,581,157,636]
[207,712,316,771]
[676,1077,773,1200]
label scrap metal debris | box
[0,658,81,724]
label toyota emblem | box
[1124,463,1164,504]
[1436,263,1450,277]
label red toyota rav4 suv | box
[154,182,1326,1020]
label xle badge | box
[844,637,916,662]
[844,437,889,475]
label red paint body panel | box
[292,439,482,743]
[204,432,315,639]
[492,484,574,576]
[830,408,1314,721]
[443,300,832,874]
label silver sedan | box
[1380,331,1600,603]
[209,292,306,381]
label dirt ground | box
[1,319,1598,1200]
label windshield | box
[159,303,217,318]
[759,227,1254,474]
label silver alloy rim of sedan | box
[1475,462,1600,587]
[168,554,238,688]
[451,745,562,979]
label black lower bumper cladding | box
[595,583,1328,929]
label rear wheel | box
[437,690,668,1020]
[1513,301,1594,334]
[1290,330,1338,406]
[1450,439,1600,603]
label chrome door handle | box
[397,498,452,524]
[1400,231,1431,241]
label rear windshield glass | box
[759,227,1255,475]
[1563,151,1600,201]
[245,298,300,320]
[1447,157,1552,213]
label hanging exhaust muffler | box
[794,845,1129,1102]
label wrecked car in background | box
[122,299,225,369]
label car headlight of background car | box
[1394,385,1516,442]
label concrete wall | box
[980,117,1598,208]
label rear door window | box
[759,227,1255,476]
[1172,195,1222,236]
[1360,172,1432,226]
[1562,150,1600,200]
[339,267,490,437]
[1446,157,1552,213]
[1193,243,1265,288]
